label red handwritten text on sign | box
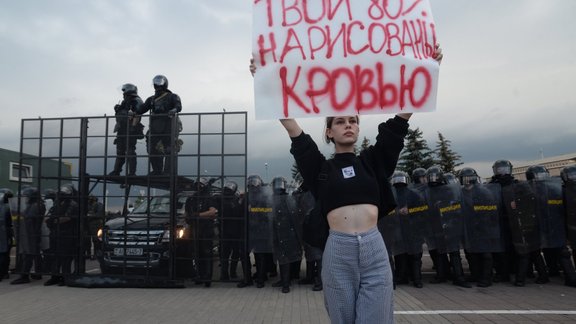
[253,0,439,120]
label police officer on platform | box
[138,75,182,175]
[108,83,143,176]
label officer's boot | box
[430,252,448,284]
[162,156,172,175]
[477,253,493,287]
[559,247,576,287]
[149,157,163,175]
[312,261,323,291]
[236,252,253,288]
[220,258,230,281]
[108,158,124,176]
[394,254,409,285]
[411,254,423,288]
[533,252,550,284]
[299,261,315,284]
[450,252,471,288]
[10,274,30,285]
[229,259,239,279]
[279,263,291,293]
[127,156,137,176]
[515,254,529,286]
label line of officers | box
[381,161,576,289]
[0,184,97,286]
[230,175,322,293]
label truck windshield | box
[130,195,189,215]
[132,196,171,214]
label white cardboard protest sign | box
[252,0,439,120]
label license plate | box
[114,248,143,256]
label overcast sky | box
[1,0,575,181]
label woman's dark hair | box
[324,116,360,144]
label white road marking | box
[396,310,576,315]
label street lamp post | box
[264,163,268,184]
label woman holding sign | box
[251,45,442,323]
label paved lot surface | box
[1,256,575,323]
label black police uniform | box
[110,91,143,176]
[139,88,182,175]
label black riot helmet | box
[58,183,76,198]
[390,171,409,187]
[121,83,138,95]
[492,160,513,176]
[0,188,14,204]
[43,188,57,201]
[196,177,210,190]
[223,181,238,196]
[561,165,576,183]
[411,168,427,184]
[272,176,287,194]
[152,75,169,91]
[444,172,459,185]
[247,175,263,190]
[525,165,550,181]
[20,187,40,204]
[425,165,445,186]
[459,167,479,185]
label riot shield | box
[378,186,406,256]
[426,183,464,254]
[0,202,10,254]
[248,185,274,254]
[403,185,430,255]
[530,178,566,249]
[502,181,540,254]
[409,183,436,250]
[272,193,302,264]
[461,183,503,253]
[485,183,509,252]
[564,181,576,249]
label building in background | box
[0,147,72,192]
[513,152,576,181]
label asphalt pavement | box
[1,255,575,324]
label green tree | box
[397,127,435,175]
[434,132,463,174]
[360,136,370,153]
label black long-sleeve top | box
[289,115,409,219]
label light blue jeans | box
[322,227,394,324]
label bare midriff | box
[327,204,378,234]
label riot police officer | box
[138,75,182,175]
[44,184,79,286]
[219,181,242,281]
[489,160,516,283]
[185,177,218,287]
[412,168,427,185]
[246,174,275,288]
[86,195,105,260]
[270,176,302,293]
[493,161,549,286]
[0,189,14,281]
[528,165,576,287]
[390,171,425,288]
[460,167,501,287]
[561,165,576,272]
[10,187,46,284]
[293,184,323,291]
[108,83,144,176]
[425,165,470,288]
